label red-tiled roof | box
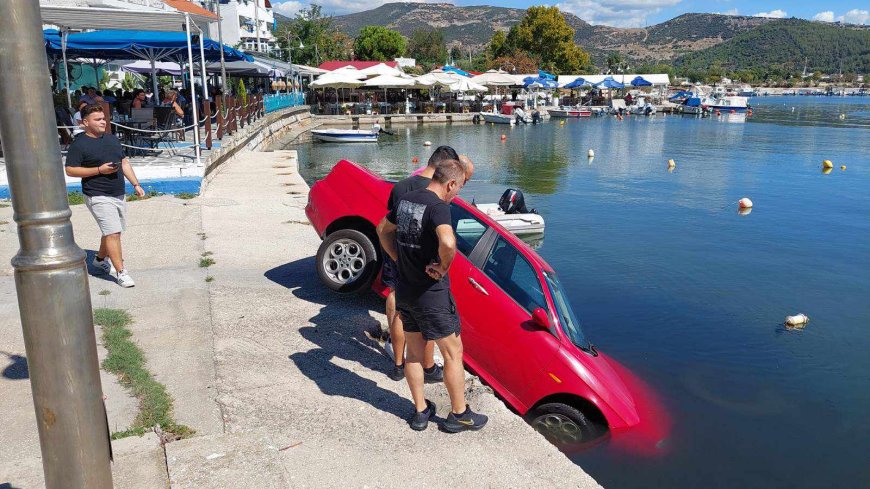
[162,0,218,19]
[318,61,399,71]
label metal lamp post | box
[0,1,113,487]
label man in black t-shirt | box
[65,104,146,288]
[378,158,488,433]
[382,145,458,382]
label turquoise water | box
[288,96,870,488]
[0,177,201,199]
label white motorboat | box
[548,106,592,118]
[629,97,657,115]
[481,112,515,124]
[311,128,379,143]
[702,93,749,112]
[475,203,545,236]
[737,85,757,97]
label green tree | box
[407,29,448,67]
[277,5,350,66]
[487,30,510,61]
[504,6,592,74]
[353,26,406,61]
[606,53,624,74]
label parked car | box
[305,160,669,452]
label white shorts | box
[85,195,127,236]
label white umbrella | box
[363,74,416,88]
[359,63,404,78]
[470,70,517,87]
[447,77,488,93]
[310,72,365,88]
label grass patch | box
[94,308,193,440]
[175,192,198,200]
[199,257,215,268]
[68,191,85,206]
[205,275,214,283]
[127,190,162,202]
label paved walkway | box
[0,147,601,488]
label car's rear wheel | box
[316,229,379,294]
[527,403,604,445]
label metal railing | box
[264,92,305,114]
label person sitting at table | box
[160,90,185,122]
[102,89,117,104]
[72,100,88,137]
[79,86,99,105]
[131,89,147,109]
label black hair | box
[427,145,459,167]
[432,159,464,185]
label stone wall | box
[202,106,311,188]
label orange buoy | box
[715,110,721,116]
[500,134,507,141]
[738,197,753,209]
[412,156,419,163]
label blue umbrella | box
[45,30,252,63]
[442,65,471,77]
[563,77,591,89]
[595,76,625,89]
[523,76,557,89]
[537,69,556,81]
[630,76,653,87]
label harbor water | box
[286,96,870,488]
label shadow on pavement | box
[265,257,413,421]
[0,351,28,380]
[84,249,117,283]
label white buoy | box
[668,159,676,168]
[738,197,753,209]
[423,141,432,146]
[588,149,595,158]
[784,314,809,327]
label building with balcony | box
[207,0,277,54]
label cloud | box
[811,9,870,24]
[273,1,303,17]
[813,11,835,22]
[717,8,739,16]
[557,0,683,27]
[841,9,870,24]
[277,0,445,17]
[753,9,787,18]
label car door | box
[460,234,561,409]
[446,203,493,375]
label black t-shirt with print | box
[387,174,430,211]
[64,133,125,197]
[386,188,452,305]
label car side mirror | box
[531,307,550,330]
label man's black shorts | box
[381,254,397,290]
[397,291,461,341]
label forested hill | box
[675,19,870,75]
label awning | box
[40,5,214,32]
[45,30,251,63]
[630,76,653,87]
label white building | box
[205,0,277,54]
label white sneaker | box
[92,257,116,275]
[116,269,135,288]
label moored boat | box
[548,106,592,118]
[311,128,379,143]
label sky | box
[271,0,870,28]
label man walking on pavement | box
[378,158,487,432]
[65,104,145,287]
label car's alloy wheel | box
[316,228,379,293]
[527,403,603,445]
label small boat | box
[702,94,749,112]
[475,203,545,236]
[737,85,757,97]
[628,97,657,115]
[311,128,378,143]
[481,112,516,125]
[473,189,545,236]
[548,106,592,118]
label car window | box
[450,203,489,256]
[482,237,546,313]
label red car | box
[305,160,669,452]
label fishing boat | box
[547,106,592,118]
[475,203,545,235]
[311,128,379,143]
[481,112,516,124]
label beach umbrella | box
[630,76,653,87]
[447,77,488,93]
[470,70,517,86]
[358,63,404,78]
[595,76,625,89]
[441,65,471,77]
[562,77,592,89]
[537,69,557,80]
[523,76,557,89]
[310,72,365,88]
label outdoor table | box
[377,102,392,114]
